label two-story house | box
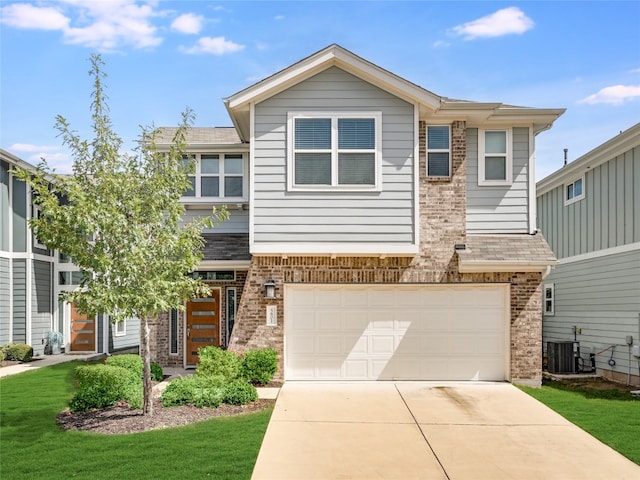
[537,123,640,386]
[149,45,564,387]
[0,149,140,357]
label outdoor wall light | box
[264,279,276,299]
[454,243,466,251]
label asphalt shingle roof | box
[201,233,250,261]
[154,127,243,146]
[458,233,557,269]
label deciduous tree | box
[14,54,226,415]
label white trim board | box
[557,242,640,265]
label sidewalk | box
[0,353,105,378]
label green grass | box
[0,362,272,480]
[521,380,640,465]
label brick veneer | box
[228,120,544,386]
[149,271,247,367]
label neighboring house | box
[0,149,140,357]
[150,45,564,387]
[537,123,640,386]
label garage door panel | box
[286,284,508,381]
[370,335,395,354]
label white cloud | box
[0,3,69,30]
[274,15,285,21]
[578,85,640,105]
[7,144,72,172]
[0,0,162,51]
[181,36,245,55]
[452,7,534,40]
[432,40,450,49]
[171,13,204,34]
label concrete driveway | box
[251,382,639,480]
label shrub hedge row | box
[1,343,34,362]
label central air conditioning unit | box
[547,341,578,374]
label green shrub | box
[161,375,223,408]
[222,381,258,406]
[0,349,5,363]
[71,364,142,412]
[196,346,242,381]
[70,384,119,412]
[1,343,34,362]
[160,376,195,407]
[241,348,278,385]
[106,354,143,379]
[75,364,139,390]
[151,363,164,382]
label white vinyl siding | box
[467,127,531,233]
[253,66,415,248]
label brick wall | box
[228,120,544,385]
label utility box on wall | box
[547,341,578,374]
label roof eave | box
[457,259,558,273]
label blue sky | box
[1,1,639,180]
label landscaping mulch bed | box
[57,397,275,435]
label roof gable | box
[224,44,565,141]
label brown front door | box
[70,302,96,352]
[186,290,221,365]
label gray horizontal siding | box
[253,66,415,245]
[182,209,249,234]
[31,260,52,355]
[543,249,640,376]
[1,161,9,251]
[467,127,531,233]
[109,317,140,352]
[0,258,9,344]
[537,145,639,259]
[12,177,27,253]
[11,259,26,343]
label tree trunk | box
[141,317,153,416]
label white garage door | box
[285,284,509,381]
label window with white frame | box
[565,177,584,205]
[114,318,126,336]
[427,125,451,177]
[543,284,555,316]
[288,112,381,189]
[182,153,245,199]
[478,129,512,186]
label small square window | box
[114,318,126,336]
[565,177,585,205]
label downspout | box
[542,264,552,280]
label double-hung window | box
[114,317,126,336]
[565,177,584,205]
[182,153,245,199]
[478,129,512,186]
[427,125,451,177]
[288,112,381,190]
[543,284,555,316]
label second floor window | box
[565,177,584,205]
[182,153,245,199]
[478,129,512,186]
[427,125,451,177]
[288,112,381,190]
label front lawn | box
[0,362,272,480]
[521,379,640,465]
